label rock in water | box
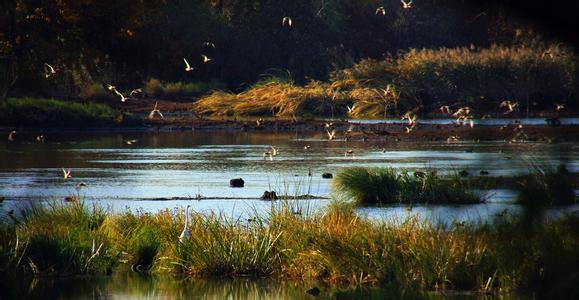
[305,287,320,296]
[321,173,333,179]
[260,190,278,200]
[229,178,245,187]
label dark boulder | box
[229,178,245,188]
[322,173,333,179]
[260,190,278,200]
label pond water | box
[1,131,578,224]
[351,117,579,126]
[2,272,504,299]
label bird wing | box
[183,58,191,68]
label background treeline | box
[0,0,576,111]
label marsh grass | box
[2,199,578,296]
[333,167,481,205]
[516,163,576,206]
[194,45,574,118]
[144,78,226,99]
[3,97,122,126]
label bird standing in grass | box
[179,205,191,243]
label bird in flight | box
[326,129,336,140]
[113,89,128,102]
[282,17,293,27]
[347,104,356,115]
[203,41,216,48]
[439,105,451,115]
[499,101,518,114]
[183,58,194,72]
[44,63,58,78]
[375,7,386,15]
[62,168,72,180]
[106,84,116,91]
[125,139,138,145]
[555,104,565,111]
[270,146,279,156]
[8,130,16,141]
[401,0,413,9]
[401,112,417,126]
[129,88,142,97]
[201,55,213,63]
[148,102,164,119]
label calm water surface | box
[1,131,578,223]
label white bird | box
[452,107,471,117]
[499,101,518,114]
[62,168,72,180]
[8,130,16,141]
[129,88,142,97]
[201,55,212,63]
[303,145,311,150]
[282,17,293,27]
[256,118,263,127]
[439,105,451,114]
[36,135,45,142]
[183,58,194,72]
[447,136,460,143]
[148,101,164,119]
[405,125,415,133]
[179,205,190,243]
[106,84,116,91]
[401,0,413,9]
[344,149,354,157]
[555,104,565,111]
[44,63,57,78]
[125,139,138,145]
[375,6,386,15]
[270,146,279,156]
[326,129,336,140]
[324,122,333,128]
[113,89,128,102]
[203,41,216,48]
[263,152,273,161]
[401,112,417,126]
[347,104,356,114]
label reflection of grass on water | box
[333,167,481,205]
[1,198,578,297]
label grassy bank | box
[2,97,124,127]
[193,45,575,118]
[333,167,481,205]
[1,200,578,297]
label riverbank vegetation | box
[2,97,124,127]
[333,167,481,205]
[1,199,578,297]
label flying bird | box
[202,41,216,48]
[375,6,386,15]
[62,168,72,180]
[129,88,142,97]
[7,130,16,141]
[439,105,451,114]
[125,139,138,145]
[148,102,164,119]
[44,63,57,78]
[401,112,417,126]
[499,101,518,114]
[303,145,311,150]
[183,58,194,72]
[326,129,336,140]
[282,17,293,27]
[36,135,45,142]
[555,104,565,111]
[113,89,128,102]
[452,107,471,117]
[347,104,356,114]
[179,205,190,243]
[401,0,413,9]
[201,55,213,63]
[106,84,116,91]
[270,146,279,156]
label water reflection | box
[3,272,505,299]
[1,131,577,224]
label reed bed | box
[1,198,578,297]
[333,167,481,205]
[194,45,575,118]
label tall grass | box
[516,163,577,206]
[144,78,226,99]
[2,97,123,126]
[333,167,481,205]
[194,45,575,118]
[2,200,578,296]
